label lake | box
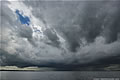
[0,71,120,80]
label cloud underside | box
[0,0,120,70]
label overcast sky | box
[0,0,120,70]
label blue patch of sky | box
[15,10,30,26]
[34,29,41,33]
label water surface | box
[0,71,120,80]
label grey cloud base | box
[0,0,120,70]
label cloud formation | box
[0,0,120,70]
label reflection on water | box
[0,71,120,80]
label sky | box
[0,0,120,70]
[15,9,30,26]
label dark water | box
[0,71,120,80]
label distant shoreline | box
[0,70,51,72]
[1,70,120,71]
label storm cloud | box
[0,0,120,70]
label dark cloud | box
[0,49,33,67]
[0,0,120,70]
[44,28,60,47]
